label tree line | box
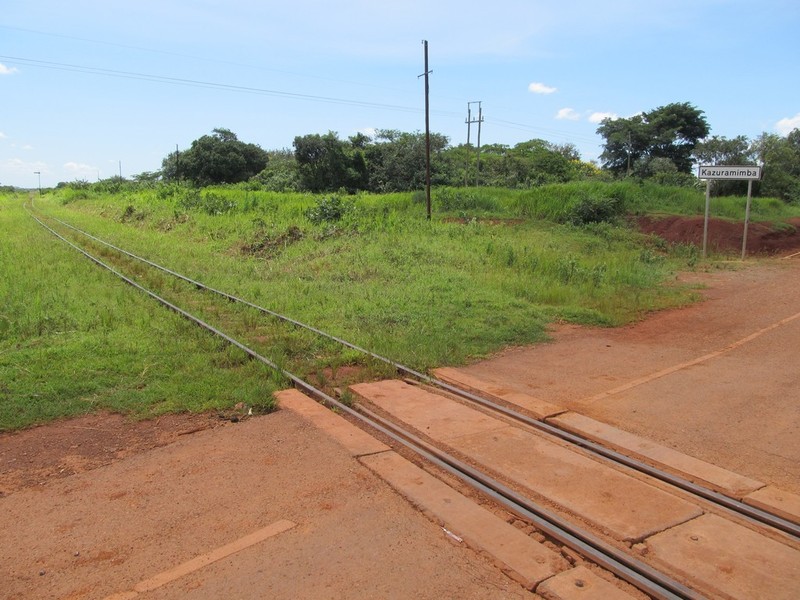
[154,102,800,202]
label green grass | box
[38,184,704,359]
[0,194,280,431]
[418,181,799,223]
[10,178,786,430]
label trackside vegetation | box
[0,195,283,431]
[3,181,798,430]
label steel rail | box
[32,206,800,539]
[32,205,800,540]
[29,207,701,600]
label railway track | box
[27,201,800,599]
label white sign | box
[698,165,762,180]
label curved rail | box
[31,204,800,541]
[27,204,701,600]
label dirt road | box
[459,257,800,494]
[0,411,527,599]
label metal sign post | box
[742,179,754,260]
[698,165,762,259]
[703,178,712,258]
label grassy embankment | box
[3,181,796,430]
[0,194,283,431]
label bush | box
[567,196,625,225]
[177,190,237,215]
[305,195,353,224]
[59,187,92,204]
[434,188,499,212]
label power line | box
[487,117,600,145]
[2,47,600,144]
[2,51,603,153]
[0,24,416,97]
[0,54,440,115]
[4,25,600,143]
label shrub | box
[305,195,353,224]
[59,187,92,204]
[177,190,237,215]
[434,188,499,212]
[567,196,625,225]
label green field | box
[2,182,796,430]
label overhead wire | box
[5,53,597,147]
[487,117,600,145]
[0,55,452,116]
[2,25,603,151]
[0,24,417,97]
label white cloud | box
[588,111,618,123]
[0,63,19,76]
[0,131,7,139]
[556,107,580,121]
[776,113,800,136]
[528,82,557,95]
[2,158,47,175]
[63,161,98,178]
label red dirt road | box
[0,411,527,600]
[459,257,800,495]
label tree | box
[365,129,449,192]
[645,102,710,173]
[508,139,575,184]
[598,102,709,177]
[754,130,800,202]
[441,139,588,188]
[293,131,368,193]
[693,135,756,195]
[693,135,753,166]
[162,128,268,186]
[596,114,650,176]
[250,149,300,192]
[132,171,162,185]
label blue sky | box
[2,0,798,188]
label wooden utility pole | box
[420,40,432,220]
[465,103,472,186]
[475,101,483,187]
[466,101,484,187]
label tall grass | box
[16,178,787,430]
[0,193,280,431]
[501,181,799,222]
[36,184,704,371]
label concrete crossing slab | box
[743,485,800,525]
[361,451,569,590]
[451,426,702,543]
[433,367,566,419]
[351,379,508,440]
[276,388,390,456]
[354,380,703,543]
[644,513,800,600]
[536,566,637,600]
[548,411,764,498]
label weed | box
[339,389,355,407]
[0,197,283,430]
[435,188,499,212]
[568,196,625,225]
[305,195,352,224]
